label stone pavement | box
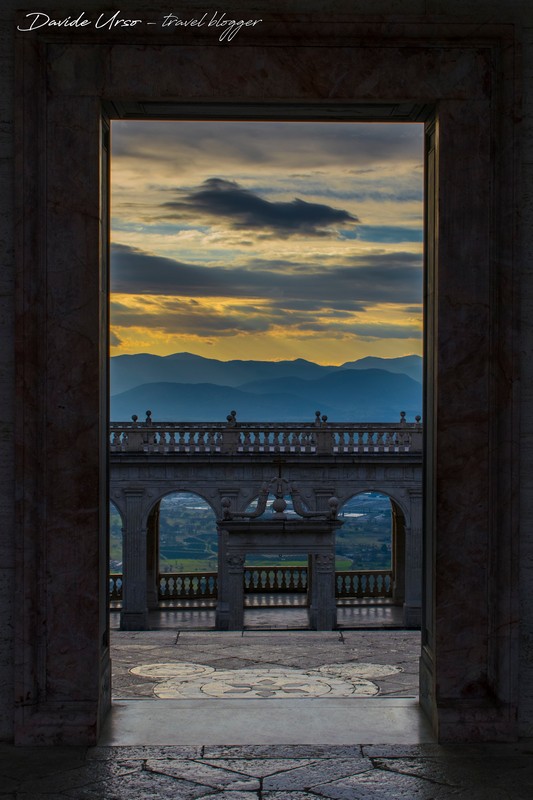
[111,629,420,700]
[1,742,533,799]
[2,627,531,797]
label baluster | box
[276,569,283,590]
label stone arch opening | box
[336,491,414,626]
[337,491,394,573]
[109,501,124,604]
[158,492,218,571]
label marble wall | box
[1,0,533,743]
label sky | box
[110,120,424,365]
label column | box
[146,503,160,610]
[392,502,406,606]
[120,489,149,630]
[216,527,230,629]
[227,553,246,630]
[404,488,423,628]
[310,552,336,630]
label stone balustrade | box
[109,413,422,456]
[109,568,394,603]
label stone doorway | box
[15,14,517,744]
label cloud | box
[111,296,421,342]
[160,178,359,237]
[112,120,424,172]
[110,331,123,346]
[111,244,422,308]
[112,301,272,337]
[293,321,422,339]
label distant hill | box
[110,368,422,422]
[111,352,336,395]
[110,351,422,395]
[340,355,422,383]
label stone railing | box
[244,566,308,593]
[335,570,393,598]
[109,413,421,456]
[109,568,393,602]
[159,572,217,601]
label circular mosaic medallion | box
[130,662,215,679]
[200,672,334,698]
[317,662,402,679]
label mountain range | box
[110,352,422,423]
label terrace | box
[109,414,423,629]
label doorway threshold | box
[99,697,434,746]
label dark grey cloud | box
[112,120,424,170]
[111,298,273,337]
[294,321,422,339]
[111,244,422,308]
[111,297,421,341]
[161,179,359,237]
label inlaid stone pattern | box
[130,662,385,699]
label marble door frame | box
[14,16,518,743]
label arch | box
[338,488,410,527]
[146,487,220,519]
[337,491,394,572]
[109,499,124,572]
[336,490,420,624]
[157,491,218,574]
